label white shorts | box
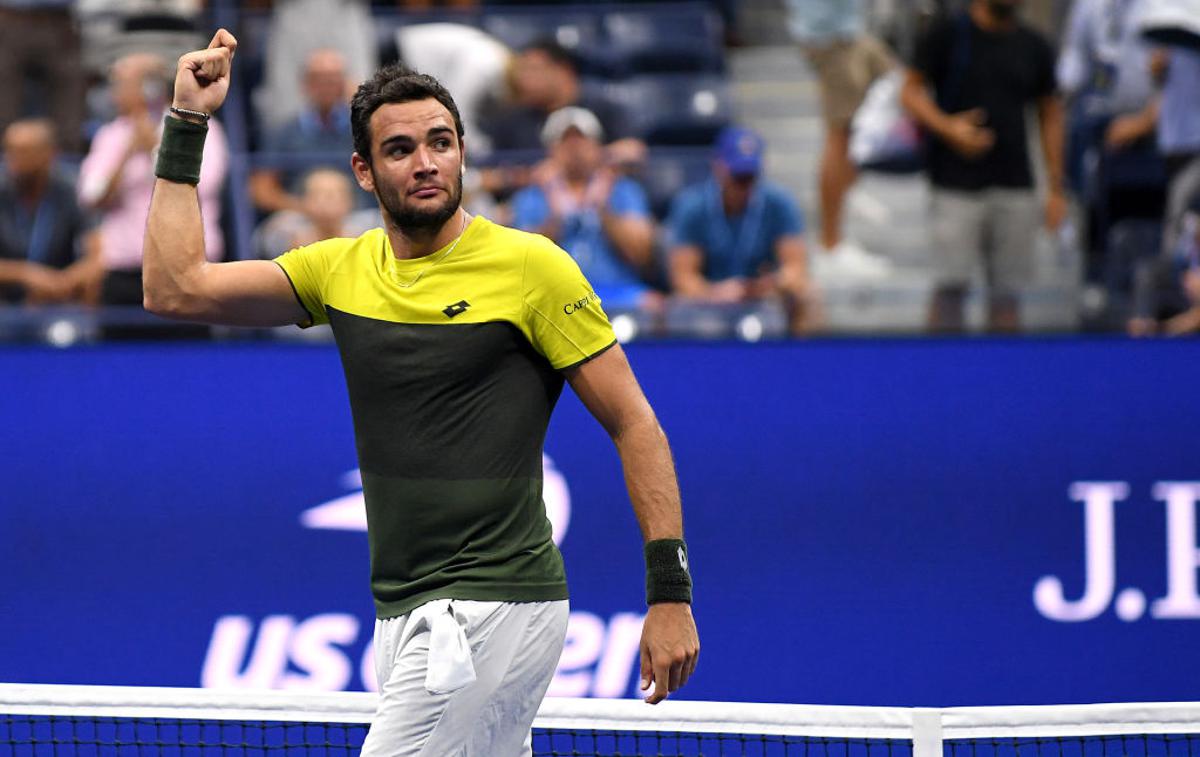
[361,599,569,757]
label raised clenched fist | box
[172,29,238,117]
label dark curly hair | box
[350,64,465,165]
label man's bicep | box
[564,344,651,438]
[197,260,313,327]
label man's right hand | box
[172,29,237,116]
[22,264,73,304]
[941,108,995,160]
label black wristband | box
[154,116,208,185]
[645,538,692,605]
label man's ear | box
[459,135,468,172]
[350,152,374,193]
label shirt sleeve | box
[912,17,950,85]
[520,233,617,370]
[511,186,550,232]
[273,240,333,327]
[77,123,125,208]
[1031,32,1059,99]
[1055,0,1092,97]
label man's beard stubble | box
[374,169,464,235]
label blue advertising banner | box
[2,339,1199,706]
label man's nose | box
[413,145,439,175]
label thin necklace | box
[390,214,470,288]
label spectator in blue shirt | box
[0,119,93,304]
[666,126,813,334]
[250,48,356,216]
[511,107,658,309]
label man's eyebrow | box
[378,126,454,150]
[379,133,415,150]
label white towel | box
[424,601,477,695]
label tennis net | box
[2,684,1198,757]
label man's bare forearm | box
[248,170,302,214]
[900,73,952,139]
[1038,96,1066,193]
[613,413,684,541]
[142,176,209,316]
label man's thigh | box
[930,189,987,287]
[986,189,1040,293]
[363,600,569,757]
[804,35,894,127]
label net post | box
[912,708,944,757]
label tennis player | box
[142,30,699,755]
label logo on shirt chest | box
[442,300,471,318]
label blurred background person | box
[393,22,511,157]
[786,0,894,280]
[666,126,813,335]
[1129,44,1200,334]
[0,0,85,153]
[482,38,647,200]
[253,168,377,259]
[1057,0,1158,187]
[901,0,1065,332]
[1155,190,1200,335]
[250,48,355,217]
[511,107,659,311]
[1160,202,1200,336]
[1056,0,1163,301]
[76,53,227,312]
[485,39,632,154]
[257,0,376,133]
[0,119,92,303]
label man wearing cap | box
[511,106,659,309]
[666,126,814,334]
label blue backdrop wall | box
[2,339,1199,706]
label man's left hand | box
[639,602,699,704]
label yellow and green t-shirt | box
[275,216,616,618]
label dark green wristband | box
[645,538,692,605]
[154,116,208,185]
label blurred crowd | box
[1,0,1198,339]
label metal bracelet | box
[169,106,211,123]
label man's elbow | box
[613,410,666,445]
[143,289,191,320]
[142,277,207,321]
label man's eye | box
[433,139,450,150]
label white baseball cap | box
[1139,0,1200,49]
[541,106,605,147]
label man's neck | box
[721,185,750,216]
[313,221,343,240]
[16,173,50,206]
[386,209,470,260]
[970,2,1017,32]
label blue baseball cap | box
[715,126,764,177]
